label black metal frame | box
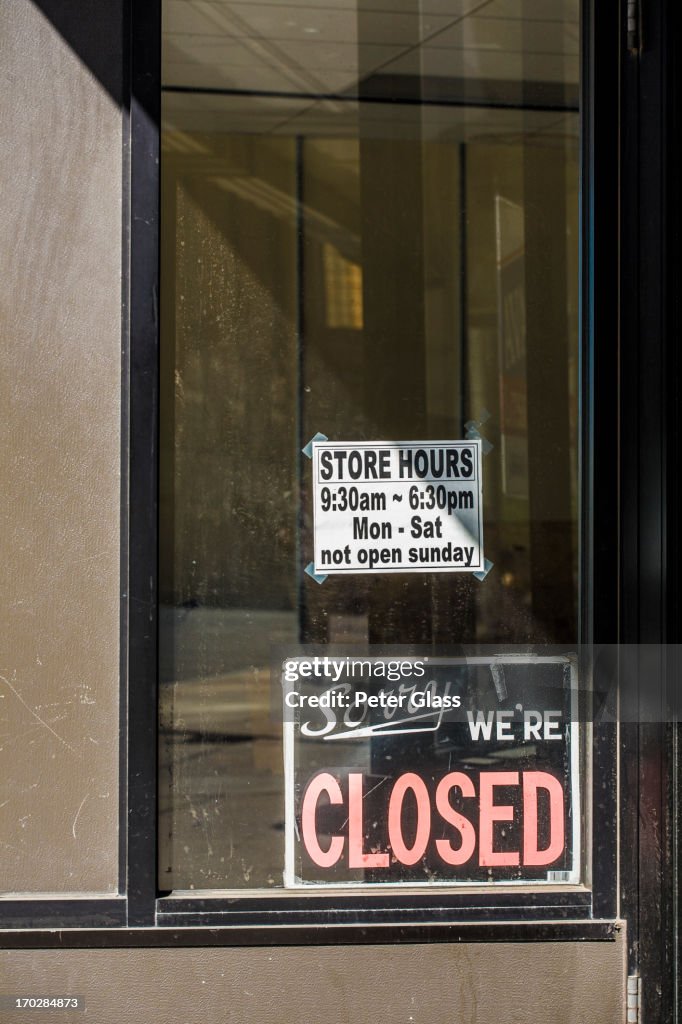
[583,0,619,925]
[0,6,679,1004]
[617,0,681,1018]
[0,921,618,950]
[142,0,619,935]
[126,0,161,930]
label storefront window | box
[159,0,580,891]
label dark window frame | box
[145,0,617,933]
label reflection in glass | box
[159,0,580,890]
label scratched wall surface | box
[0,936,626,1023]
[0,1,121,892]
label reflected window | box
[159,0,580,890]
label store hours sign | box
[311,440,484,574]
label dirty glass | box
[159,0,580,890]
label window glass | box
[159,0,580,890]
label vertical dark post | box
[522,141,575,642]
[520,0,575,645]
[458,142,469,438]
[127,0,161,924]
[585,0,619,928]
[295,136,308,644]
[356,0,426,442]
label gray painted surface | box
[0,1,121,893]
[0,936,626,1023]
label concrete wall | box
[0,1,121,893]
[0,937,626,1024]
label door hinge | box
[627,974,641,1023]
[627,0,640,54]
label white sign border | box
[311,439,484,575]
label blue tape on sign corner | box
[465,419,493,456]
[304,562,328,585]
[473,558,494,582]
[302,432,328,459]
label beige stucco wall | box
[0,935,626,1023]
[0,1,121,893]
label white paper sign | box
[312,440,484,574]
